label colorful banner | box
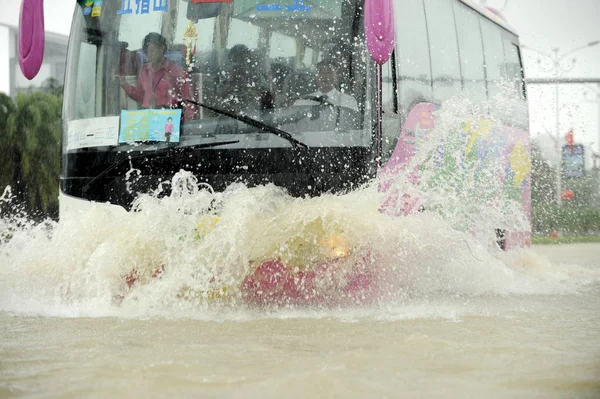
[119,109,182,143]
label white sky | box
[0,0,73,35]
[2,0,599,153]
[480,0,600,155]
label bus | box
[18,0,530,305]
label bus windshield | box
[63,0,371,153]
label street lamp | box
[583,85,600,157]
[522,40,600,206]
[583,86,600,202]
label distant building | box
[0,0,74,96]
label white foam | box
[1,93,595,319]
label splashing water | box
[0,95,596,319]
[0,175,588,319]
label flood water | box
[1,149,599,398]
[1,236,599,398]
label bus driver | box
[117,32,196,120]
[294,59,358,112]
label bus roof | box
[458,0,518,36]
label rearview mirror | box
[363,0,395,65]
[187,0,227,22]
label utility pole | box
[583,85,600,208]
[583,85,600,158]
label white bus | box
[19,0,530,305]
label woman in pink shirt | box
[164,117,174,142]
[118,32,196,121]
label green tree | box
[530,141,600,236]
[38,77,64,98]
[562,169,597,208]
[0,90,62,221]
[0,93,17,194]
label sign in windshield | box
[235,0,341,18]
[119,109,182,143]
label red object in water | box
[561,189,575,200]
[124,266,165,288]
[240,256,381,307]
[124,269,139,288]
[240,259,289,305]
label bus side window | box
[480,19,507,99]
[75,42,97,119]
[423,0,461,104]
[381,52,401,161]
[395,0,432,117]
[454,2,487,103]
[504,40,526,100]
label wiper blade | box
[186,100,308,149]
[82,140,240,195]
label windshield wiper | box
[82,140,240,195]
[185,100,308,149]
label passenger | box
[321,41,353,92]
[229,44,251,69]
[219,44,261,110]
[294,59,358,111]
[270,62,291,106]
[117,32,196,120]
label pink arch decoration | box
[485,7,507,22]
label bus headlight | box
[319,234,350,259]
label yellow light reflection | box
[319,234,350,259]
